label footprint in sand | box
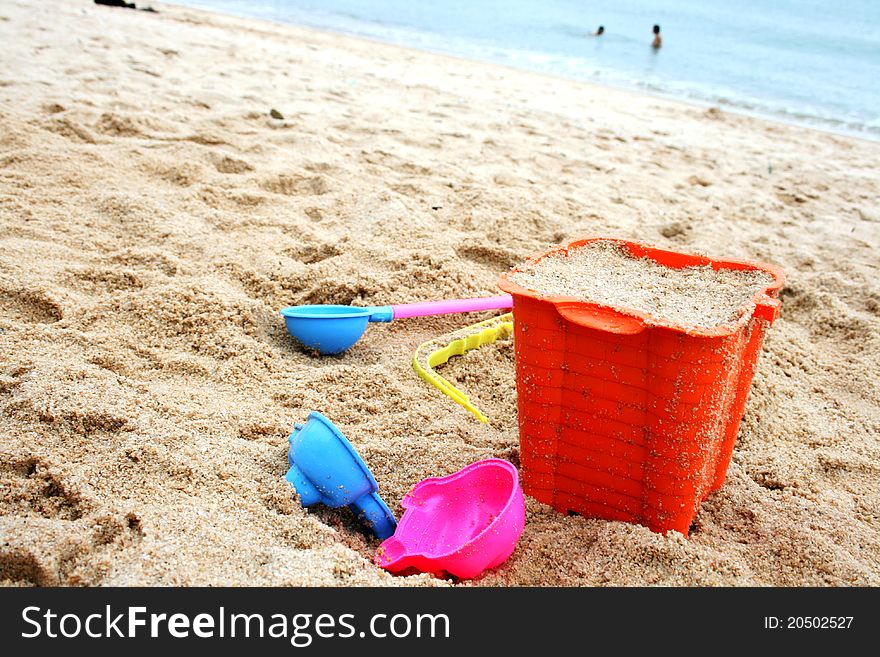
[95,112,142,137]
[0,455,143,585]
[144,161,204,187]
[390,182,427,197]
[688,175,713,187]
[492,172,527,187]
[0,285,63,324]
[43,117,97,144]
[260,173,331,196]
[41,102,65,115]
[284,242,342,265]
[67,265,144,294]
[1,457,83,521]
[659,221,692,240]
[304,207,324,222]
[212,154,253,174]
[0,363,31,396]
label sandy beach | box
[1,0,878,586]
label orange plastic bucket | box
[497,237,785,534]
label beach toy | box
[374,459,525,579]
[279,295,513,355]
[497,237,785,535]
[285,411,397,539]
[413,313,514,423]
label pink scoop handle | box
[391,295,512,320]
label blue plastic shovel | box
[286,411,397,539]
[280,294,512,355]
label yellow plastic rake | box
[412,313,514,423]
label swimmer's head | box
[653,25,661,34]
[597,25,605,35]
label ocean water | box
[179,0,880,139]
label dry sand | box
[1,0,878,586]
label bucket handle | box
[554,303,646,335]
[753,294,781,324]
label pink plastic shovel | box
[374,459,525,579]
[280,295,513,354]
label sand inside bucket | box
[509,242,774,328]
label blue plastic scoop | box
[286,411,397,539]
[280,295,512,355]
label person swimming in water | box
[652,24,662,48]
[594,25,605,36]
